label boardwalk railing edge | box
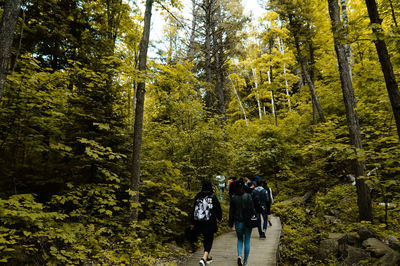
[275,216,282,266]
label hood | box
[254,186,264,192]
[197,190,213,198]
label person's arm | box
[269,188,274,204]
[213,194,222,221]
[191,194,198,224]
[228,198,235,227]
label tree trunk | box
[203,0,213,111]
[365,0,400,141]
[229,76,248,126]
[130,0,154,220]
[292,33,325,123]
[283,63,292,112]
[188,0,198,60]
[279,38,292,112]
[298,54,325,123]
[212,13,225,119]
[252,68,263,120]
[11,10,25,73]
[0,0,21,102]
[328,0,373,221]
[268,69,277,126]
[388,0,398,28]
[341,0,352,81]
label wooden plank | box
[183,216,282,266]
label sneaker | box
[199,258,206,266]
[237,256,243,266]
[260,232,266,238]
[206,256,213,264]
[243,262,249,266]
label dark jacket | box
[191,191,222,234]
[229,192,259,227]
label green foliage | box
[140,161,190,243]
[2,0,400,264]
[273,202,319,265]
[315,184,359,224]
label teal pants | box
[235,221,252,263]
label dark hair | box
[201,180,213,192]
[235,179,245,195]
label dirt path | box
[183,216,282,266]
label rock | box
[301,191,313,203]
[329,233,346,240]
[373,250,400,266]
[363,238,393,257]
[338,233,359,246]
[384,236,400,253]
[358,226,380,241]
[317,239,339,259]
[324,215,341,224]
[342,245,370,266]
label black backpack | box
[253,187,269,205]
[242,194,258,228]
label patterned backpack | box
[194,195,213,221]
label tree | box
[327,0,372,221]
[0,0,21,102]
[130,0,154,220]
[270,0,326,123]
[187,0,199,60]
[365,0,400,141]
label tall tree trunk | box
[279,38,292,112]
[213,26,225,118]
[328,0,372,221]
[268,69,277,126]
[312,99,318,125]
[131,0,154,220]
[365,0,400,140]
[252,68,263,120]
[388,0,398,28]
[11,10,25,73]
[188,0,198,60]
[294,36,325,123]
[203,0,213,110]
[229,76,248,126]
[341,0,352,81]
[0,0,21,103]
[283,63,292,112]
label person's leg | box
[256,213,263,236]
[262,210,268,233]
[235,222,244,258]
[203,232,214,256]
[243,226,252,263]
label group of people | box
[190,176,273,266]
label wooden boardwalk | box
[183,216,282,266]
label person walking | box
[229,179,260,266]
[191,180,222,266]
[215,175,226,201]
[252,181,270,238]
[263,181,274,226]
[228,177,237,199]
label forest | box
[0,0,400,265]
